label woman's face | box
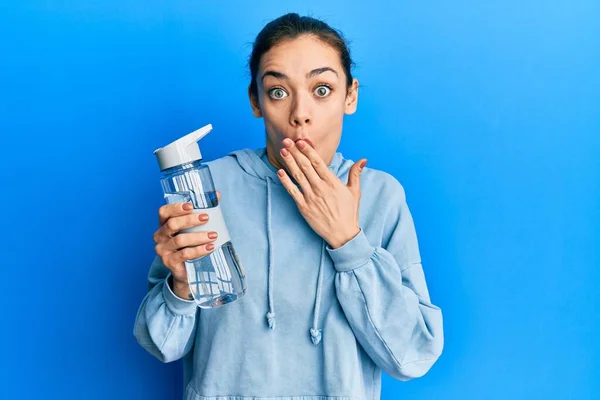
[249,35,359,170]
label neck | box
[265,146,286,172]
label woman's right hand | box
[153,192,221,299]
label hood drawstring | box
[262,158,327,345]
[265,177,276,330]
[310,240,326,345]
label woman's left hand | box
[277,138,367,249]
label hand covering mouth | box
[295,138,315,148]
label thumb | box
[347,159,367,195]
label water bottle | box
[153,124,246,308]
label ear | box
[344,78,359,115]
[248,85,263,118]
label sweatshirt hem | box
[185,386,364,400]
[186,393,363,400]
[188,397,362,400]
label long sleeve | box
[328,185,444,381]
[133,255,199,363]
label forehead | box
[260,35,343,77]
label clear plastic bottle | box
[153,124,246,308]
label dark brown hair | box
[248,13,355,97]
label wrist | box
[328,226,361,249]
[169,275,193,300]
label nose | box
[289,94,311,127]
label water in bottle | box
[153,124,246,308]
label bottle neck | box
[161,159,204,175]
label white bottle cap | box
[153,124,213,171]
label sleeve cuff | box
[162,273,198,315]
[326,229,376,272]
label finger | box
[159,212,209,239]
[277,168,307,208]
[347,159,367,196]
[281,139,319,192]
[170,243,216,264]
[216,190,221,203]
[165,231,218,252]
[295,139,334,183]
[158,202,194,227]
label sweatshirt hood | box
[228,147,353,345]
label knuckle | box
[188,247,200,259]
[158,205,169,220]
[300,162,311,171]
[293,172,304,182]
[311,159,321,169]
[304,190,315,202]
[162,255,173,269]
[173,234,186,248]
[297,202,308,213]
[181,245,205,260]
[180,247,192,260]
[166,218,178,232]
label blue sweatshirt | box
[134,147,444,400]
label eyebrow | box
[261,67,339,82]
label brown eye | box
[269,88,288,100]
[314,85,331,98]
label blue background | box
[1,1,598,399]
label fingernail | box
[281,148,289,157]
[206,243,215,251]
[360,160,368,169]
[208,232,218,239]
[297,140,306,149]
[199,214,209,222]
[183,203,193,211]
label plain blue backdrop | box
[1,1,598,399]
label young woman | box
[135,12,444,400]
